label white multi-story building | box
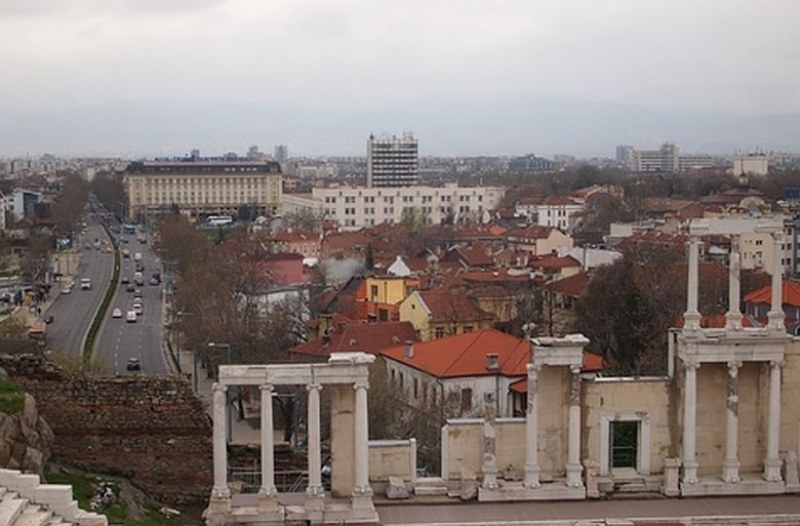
[733,154,768,176]
[125,159,282,220]
[514,196,584,232]
[367,134,418,188]
[281,183,505,230]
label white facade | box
[367,134,419,188]
[301,184,505,230]
[733,154,768,176]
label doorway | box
[610,420,639,471]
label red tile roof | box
[530,255,581,270]
[416,290,494,323]
[744,280,800,308]
[380,329,530,378]
[550,272,590,297]
[292,321,418,358]
[505,225,556,240]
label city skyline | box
[0,0,798,157]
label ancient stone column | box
[259,384,278,510]
[481,393,498,490]
[722,362,741,483]
[306,383,324,499]
[211,383,231,503]
[682,360,699,485]
[768,231,785,331]
[764,360,783,482]
[353,380,373,496]
[524,363,541,488]
[566,365,584,488]
[725,236,743,331]
[683,236,701,331]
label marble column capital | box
[770,359,786,369]
[307,383,323,393]
[727,361,742,376]
[527,362,542,375]
[260,383,275,393]
[353,380,369,391]
[683,359,700,371]
[212,382,228,393]
[570,364,582,375]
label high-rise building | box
[366,134,418,188]
[274,145,288,164]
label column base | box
[206,488,231,515]
[763,457,783,482]
[683,312,701,332]
[524,463,541,488]
[682,460,698,485]
[258,487,280,513]
[767,312,785,332]
[722,459,741,484]
[482,467,499,490]
[724,313,743,332]
[566,462,583,488]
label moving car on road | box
[126,357,141,371]
[111,308,122,319]
[126,310,137,323]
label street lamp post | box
[209,342,233,443]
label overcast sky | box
[1,0,799,155]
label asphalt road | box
[94,229,167,374]
[46,221,114,356]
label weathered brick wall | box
[0,355,212,504]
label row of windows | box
[136,176,276,186]
[323,194,483,205]
[389,366,474,411]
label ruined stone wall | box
[0,355,212,504]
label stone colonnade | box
[680,225,787,489]
[206,353,376,522]
[519,336,588,490]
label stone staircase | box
[0,470,106,526]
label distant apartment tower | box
[616,145,636,167]
[274,145,288,164]
[637,142,679,172]
[367,134,418,188]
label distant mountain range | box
[0,94,798,158]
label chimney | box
[404,340,414,359]
[486,353,499,370]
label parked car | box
[126,357,141,371]
[43,315,54,324]
[126,310,137,323]
[121,276,130,285]
[150,277,159,286]
[126,284,135,293]
[112,308,122,319]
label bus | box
[207,215,233,227]
[122,224,136,235]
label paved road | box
[94,228,167,374]
[45,221,114,356]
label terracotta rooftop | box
[530,254,581,270]
[504,225,558,240]
[292,321,418,358]
[416,290,494,323]
[744,280,800,308]
[550,272,590,297]
[380,328,530,379]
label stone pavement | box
[377,494,800,525]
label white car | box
[111,308,122,319]
[126,310,137,323]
